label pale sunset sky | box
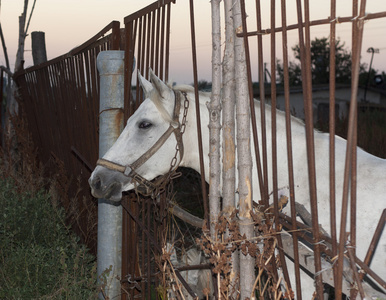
[1,0,386,84]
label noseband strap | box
[96,90,188,196]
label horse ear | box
[149,68,174,102]
[137,70,153,97]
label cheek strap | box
[96,91,186,196]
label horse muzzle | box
[89,166,129,202]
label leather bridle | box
[96,90,189,196]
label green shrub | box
[0,178,98,299]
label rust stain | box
[114,109,124,137]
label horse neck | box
[179,92,306,187]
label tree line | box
[276,36,381,87]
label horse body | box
[89,70,386,298]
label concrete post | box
[97,50,125,299]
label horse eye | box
[139,121,152,129]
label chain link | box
[161,92,189,190]
[170,92,188,171]
[150,91,189,197]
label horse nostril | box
[92,176,101,190]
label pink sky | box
[1,0,386,84]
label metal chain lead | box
[171,93,189,170]
[155,91,189,197]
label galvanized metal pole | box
[97,50,125,299]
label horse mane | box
[173,84,211,98]
[148,83,210,124]
[172,83,306,130]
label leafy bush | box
[0,178,98,299]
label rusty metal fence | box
[237,0,386,299]
[13,21,122,252]
[11,0,386,299]
[119,0,386,299]
[120,1,176,299]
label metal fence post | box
[97,50,125,299]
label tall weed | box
[0,178,98,299]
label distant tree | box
[277,37,366,86]
[358,65,383,88]
[195,80,210,91]
[276,60,302,86]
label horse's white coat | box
[89,71,386,298]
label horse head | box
[89,69,186,201]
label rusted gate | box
[234,0,386,299]
[13,21,122,252]
[119,1,181,299]
[119,0,386,299]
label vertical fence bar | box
[352,6,360,299]
[141,15,147,77]
[267,0,292,292]
[122,16,137,299]
[279,0,301,296]
[112,21,121,50]
[255,0,270,207]
[140,199,146,296]
[295,0,324,296]
[159,5,165,80]
[189,0,209,224]
[328,0,339,296]
[164,2,172,82]
[154,8,161,76]
[349,1,359,297]
[97,50,125,299]
[146,13,151,77]
[124,19,137,119]
[150,11,155,71]
[336,0,366,297]
[268,0,283,285]
[146,200,151,299]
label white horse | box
[89,70,386,299]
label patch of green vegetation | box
[0,178,98,299]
